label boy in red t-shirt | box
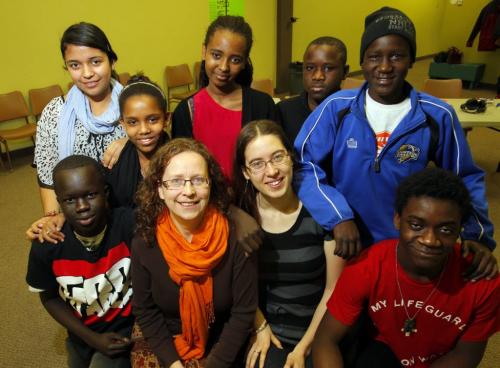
[313,168,499,368]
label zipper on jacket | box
[374,157,381,172]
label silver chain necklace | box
[395,243,447,337]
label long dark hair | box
[135,138,230,244]
[199,15,254,88]
[232,120,297,224]
[60,22,119,80]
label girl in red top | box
[172,15,276,179]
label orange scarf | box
[156,206,228,362]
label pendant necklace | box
[395,243,447,337]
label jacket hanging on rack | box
[466,1,500,51]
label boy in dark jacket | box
[295,7,496,280]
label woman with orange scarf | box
[131,138,257,368]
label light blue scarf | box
[58,79,123,160]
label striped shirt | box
[259,205,329,345]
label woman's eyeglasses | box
[246,151,290,174]
[161,176,210,190]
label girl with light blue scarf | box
[34,22,126,217]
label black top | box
[259,205,328,345]
[106,132,169,208]
[171,87,277,138]
[26,208,135,360]
[131,219,258,368]
[276,91,311,145]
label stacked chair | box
[164,63,196,106]
[0,91,37,170]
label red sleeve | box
[327,249,374,326]
[460,276,500,342]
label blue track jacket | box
[294,83,495,249]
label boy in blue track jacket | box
[294,7,497,280]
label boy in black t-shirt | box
[26,155,134,368]
[277,36,349,143]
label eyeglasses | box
[161,176,210,190]
[246,151,290,174]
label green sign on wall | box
[209,0,244,20]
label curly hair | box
[232,120,297,224]
[135,138,230,244]
[395,167,472,222]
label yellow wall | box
[0,0,276,150]
[440,0,500,84]
[293,0,445,68]
[3,0,498,153]
[293,0,498,84]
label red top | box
[328,239,500,367]
[193,88,242,179]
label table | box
[444,99,500,128]
[445,99,500,172]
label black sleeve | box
[107,207,136,246]
[276,100,285,126]
[171,98,194,138]
[262,92,277,122]
[242,88,277,125]
[26,242,58,291]
[121,207,136,243]
[467,4,488,44]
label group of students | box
[25,6,498,368]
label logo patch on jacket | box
[346,138,358,149]
[395,144,420,163]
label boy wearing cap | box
[294,7,496,278]
[277,37,349,143]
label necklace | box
[395,243,447,337]
[74,225,107,252]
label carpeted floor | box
[0,58,498,367]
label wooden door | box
[275,0,294,94]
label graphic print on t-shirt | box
[328,240,500,367]
[53,242,132,325]
[365,90,411,156]
[376,131,391,154]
